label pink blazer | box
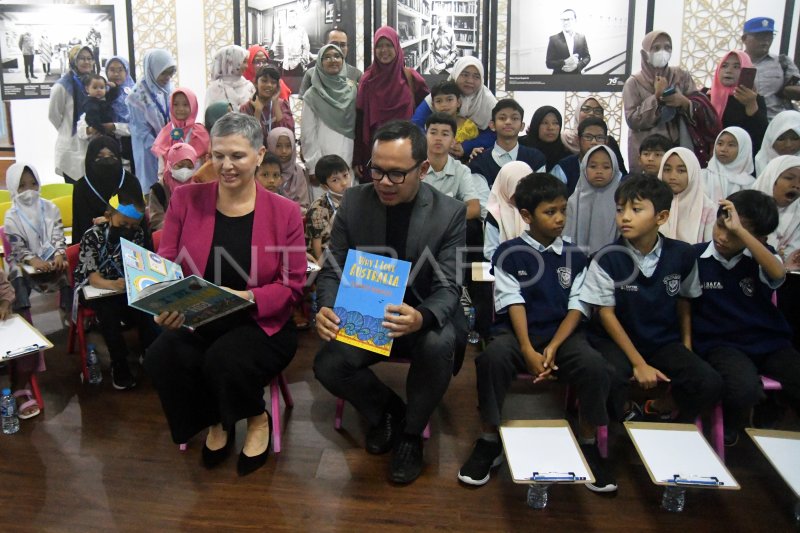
[159,181,306,336]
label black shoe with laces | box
[581,443,617,493]
[365,400,405,455]
[389,433,424,484]
[457,438,504,486]
[111,363,136,390]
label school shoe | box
[581,443,617,493]
[457,438,504,486]
[111,363,136,390]
[389,433,424,484]
[365,398,406,455]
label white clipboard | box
[0,314,53,361]
[746,428,800,498]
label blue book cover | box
[333,250,412,357]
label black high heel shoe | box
[202,424,235,469]
[237,411,272,476]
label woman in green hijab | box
[192,101,233,183]
[300,44,357,178]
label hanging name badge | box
[39,242,57,262]
[170,127,184,141]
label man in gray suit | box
[314,120,467,484]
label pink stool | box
[179,372,294,453]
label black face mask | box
[108,226,137,242]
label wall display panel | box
[506,0,635,92]
[245,0,357,94]
[0,3,117,100]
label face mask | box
[17,189,39,206]
[171,167,194,183]
[109,225,137,241]
[649,50,671,69]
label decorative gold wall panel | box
[203,0,235,86]
[131,0,179,84]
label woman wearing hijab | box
[354,26,428,170]
[71,136,146,241]
[48,45,94,183]
[412,56,498,157]
[301,44,356,176]
[707,50,767,156]
[103,55,136,168]
[623,31,699,173]
[192,102,232,185]
[560,96,628,174]
[519,106,572,171]
[483,161,533,261]
[754,110,800,176]
[659,147,716,244]
[127,48,177,191]
[563,145,622,254]
[206,45,255,109]
[701,127,755,203]
[149,143,199,231]
[267,127,310,209]
[243,44,292,100]
[151,87,210,162]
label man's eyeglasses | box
[366,160,422,184]
[580,133,607,143]
[580,105,604,116]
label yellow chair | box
[41,183,74,200]
[0,190,10,203]
[50,195,73,244]
[0,201,10,262]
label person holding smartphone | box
[707,49,768,157]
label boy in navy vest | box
[550,116,608,196]
[468,99,547,188]
[458,173,622,493]
[581,175,723,423]
[692,190,800,445]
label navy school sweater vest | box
[594,236,696,356]
[492,237,589,340]
[556,154,581,197]
[469,145,547,189]
[691,243,792,356]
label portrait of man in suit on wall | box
[545,8,591,74]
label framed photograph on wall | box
[325,1,335,23]
[0,3,117,100]
[506,0,635,92]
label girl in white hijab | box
[701,126,755,203]
[659,147,716,243]
[750,155,800,265]
[754,110,800,176]
[205,45,256,108]
[484,161,532,260]
[563,145,622,254]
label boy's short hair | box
[491,99,525,122]
[639,133,673,154]
[255,66,281,83]
[85,73,106,86]
[721,190,779,237]
[315,154,350,185]
[578,116,608,137]
[425,111,457,136]
[258,153,282,171]
[614,175,673,213]
[430,80,462,100]
[514,173,568,214]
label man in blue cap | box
[742,16,800,119]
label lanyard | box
[146,85,169,124]
[100,226,124,277]
[15,200,47,243]
[325,192,339,217]
[83,167,126,206]
[260,99,273,132]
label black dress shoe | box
[366,406,405,455]
[237,412,272,476]
[389,434,423,484]
[202,424,235,469]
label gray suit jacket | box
[317,182,466,330]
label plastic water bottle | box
[310,290,318,328]
[87,344,103,384]
[526,484,549,509]
[1,388,20,435]
[661,486,686,512]
[466,307,480,344]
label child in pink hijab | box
[151,87,210,162]
[149,142,199,231]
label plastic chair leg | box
[334,398,345,430]
[29,373,44,412]
[278,373,294,408]
[271,378,283,453]
[597,425,608,458]
[179,443,187,452]
[711,403,725,462]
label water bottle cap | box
[1,388,10,395]
[88,343,96,350]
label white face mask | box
[649,50,671,69]
[171,167,194,183]
[17,189,39,206]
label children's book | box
[120,238,254,329]
[332,249,412,357]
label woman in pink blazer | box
[143,113,306,476]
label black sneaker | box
[111,364,137,390]
[623,402,643,422]
[366,401,405,455]
[581,443,617,493]
[389,434,423,484]
[457,438,504,486]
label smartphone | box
[738,67,757,90]
[661,86,677,97]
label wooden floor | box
[2,295,800,532]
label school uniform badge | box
[739,278,755,297]
[557,267,572,289]
[663,274,681,296]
